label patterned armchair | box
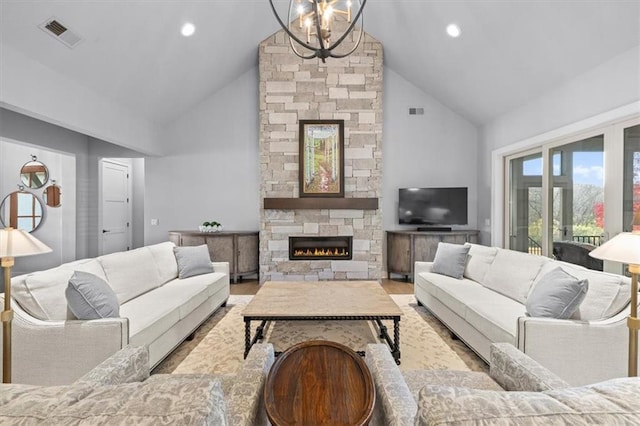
[0,344,274,425]
[366,342,640,425]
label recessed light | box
[181,22,196,37]
[446,23,461,38]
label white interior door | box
[100,160,130,255]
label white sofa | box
[0,241,230,385]
[414,243,633,386]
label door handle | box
[102,229,110,233]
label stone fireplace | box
[289,236,353,261]
[259,29,383,282]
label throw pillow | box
[66,271,120,320]
[173,245,214,279]
[526,267,588,319]
[431,242,470,279]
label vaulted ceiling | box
[1,0,639,126]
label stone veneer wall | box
[259,30,383,282]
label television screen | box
[398,187,468,225]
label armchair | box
[1,343,275,425]
[366,342,640,425]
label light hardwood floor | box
[230,278,414,295]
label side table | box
[264,340,375,426]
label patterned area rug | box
[153,294,487,375]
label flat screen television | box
[398,187,468,226]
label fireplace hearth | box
[289,236,353,260]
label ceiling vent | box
[38,17,82,49]
[408,107,424,115]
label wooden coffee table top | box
[242,280,402,318]
[265,340,375,426]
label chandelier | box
[269,0,367,62]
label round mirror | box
[0,191,44,232]
[43,181,61,208]
[20,160,49,189]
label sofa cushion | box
[66,271,120,320]
[463,243,498,283]
[526,267,588,319]
[173,245,214,279]
[402,370,503,403]
[119,294,181,348]
[415,378,640,425]
[0,379,228,425]
[533,261,630,320]
[464,299,526,344]
[431,242,470,279]
[119,277,211,346]
[420,273,503,319]
[482,249,549,304]
[177,271,228,298]
[99,247,163,304]
[12,259,107,320]
[147,241,179,284]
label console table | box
[169,231,258,283]
[386,230,479,281]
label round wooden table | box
[264,340,375,426]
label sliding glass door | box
[508,152,542,254]
[505,117,640,271]
[550,135,604,269]
[624,124,640,232]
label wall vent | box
[38,17,83,49]
[409,107,424,115]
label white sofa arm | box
[211,261,229,275]
[3,295,129,386]
[414,262,433,279]
[517,309,629,386]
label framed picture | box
[299,119,345,198]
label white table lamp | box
[589,231,640,376]
[1,227,52,383]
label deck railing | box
[572,235,602,246]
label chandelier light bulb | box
[305,17,312,28]
[446,23,461,38]
[181,22,196,37]
[297,5,304,15]
[325,5,334,17]
[347,0,352,6]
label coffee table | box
[264,340,375,426]
[242,280,402,364]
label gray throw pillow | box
[432,242,471,279]
[526,267,589,319]
[173,245,214,279]
[66,271,120,320]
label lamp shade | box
[589,232,640,266]
[0,228,52,258]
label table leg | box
[244,319,251,359]
[392,317,401,365]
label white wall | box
[144,68,260,244]
[0,108,147,262]
[479,46,640,245]
[144,65,479,246]
[0,140,76,275]
[0,42,160,156]
[382,67,479,231]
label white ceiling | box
[1,0,639,126]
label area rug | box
[153,294,487,375]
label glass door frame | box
[503,115,640,274]
[503,148,543,255]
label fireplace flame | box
[293,247,349,257]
